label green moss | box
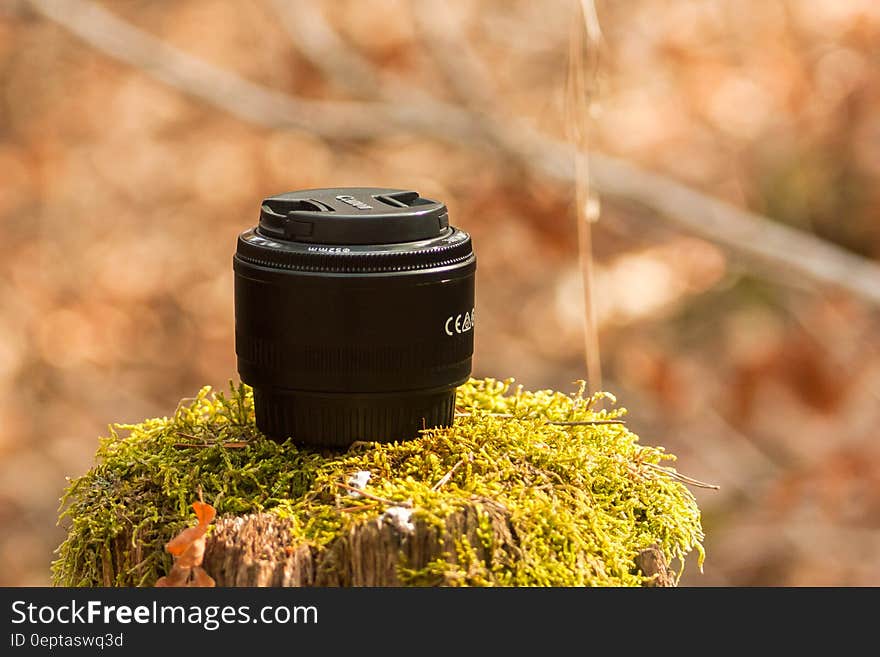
[52,378,705,587]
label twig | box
[411,1,495,109]
[272,0,449,108]
[482,114,880,307]
[566,0,603,393]
[270,0,379,98]
[173,442,249,449]
[455,412,514,418]
[174,432,248,449]
[432,458,466,492]
[587,151,880,306]
[29,0,880,307]
[550,419,625,426]
[642,462,720,490]
[335,482,413,508]
[338,502,380,514]
[455,411,624,425]
[26,0,486,143]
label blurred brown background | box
[2,0,879,586]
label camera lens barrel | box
[234,187,476,447]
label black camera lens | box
[234,187,476,447]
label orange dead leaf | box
[193,500,216,526]
[155,498,216,588]
[173,535,207,569]
[165,525,204,557]
[165,501,215,556]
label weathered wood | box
[201,505,673,586]
[634,545,675,587]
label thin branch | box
[335,482,413,508]
[432,458,466,491]
[27,0,486,143]
[29,0,880,307]
[272,0,454,112]
[642,462,720,490]
[455,412,511,418]
[174,432,248,448]
[413,0,605,393]
[410,1,495,109]
[338,502,380,513]
[566,0,603,393]
[587,151,880,307]
[476,113,880,307]
[550,419,625,426]
[173,442,248,449]
[269,0,380,98]
[454,411,624,426]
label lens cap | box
[258,188,450,244]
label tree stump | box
[203,509,674,586]
[53,380,703,587]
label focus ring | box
[236,229,473,274]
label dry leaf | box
[155,498,216,587]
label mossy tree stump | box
[202,508,675,587]
[54,380,704,587]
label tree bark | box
[201,504,674,586]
